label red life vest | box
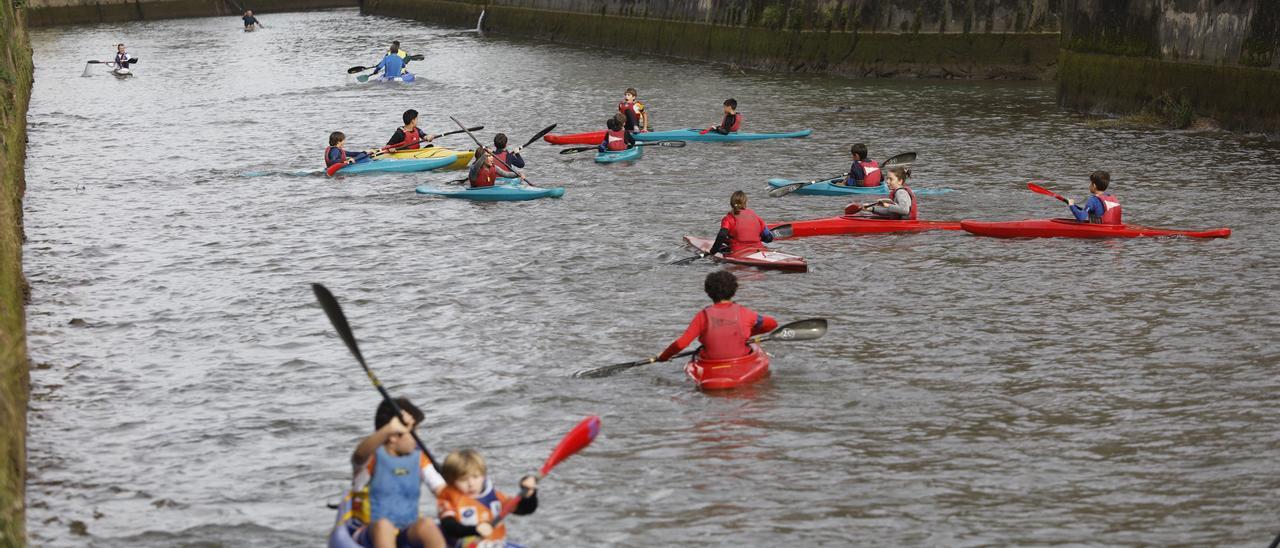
[471,164,498,188]
[699,303,750,360]
[605,129,628,151]
[324,146,346,167]
[859,160,882,187]
[1097,193,1122,224]
[492,150,512,168]
[890,185,918,220]
[726,113,742,132]
[397,127,422,150]
[726,208,766,252]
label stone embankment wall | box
[0,0,33,544]
[364,0,1063,80]
[24,0,356,27]
[1059,0,1280,135]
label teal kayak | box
[767,178,954,196]
[635,128,811,142]
[595,146,643,164]
[415,178,564,201]
[337,155,457,175]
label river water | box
[22,8,1280,546]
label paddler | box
[325,131,379,168]
[348,398,447,548]
[490,133,525,169]
[654,270,779,362]
[598,117,635,152]
[387,109,435,151]
[468,147,518,188]
[618,87,649,132]
[1067,170,1122,224]
[242,10,263,31]
[708,191,774,256]
[371,45,406,79]
[112,43,130,69]
[389,40,410,74]
[703,98,741,135]
[436,449,538,547]
[846,166,916,219]
[834,143,881,187]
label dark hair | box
[402,109,418,125]
[625,87,638,96]
[389,45,399,54]
[1090,170,1111,191]
[493,133,508,149]
[329,131,345,146]
[392,40,400,47]
[887,166,910,182]
[850,143,868,161]
[606,117,621,131]
[723,98,737,109]
[375,397,424,430]
[704,270,738,302]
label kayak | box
[769,216,962,238]
[328,496,360,548]
[415,178,564,201]
[685,343,770,391]
[358,72,415,83]
[683,236,807,272]
[545,128,812,145]
[112,67,133,77]
[960,218,1232,239]
[595,146,642,164]
[767,178,954,196]
[385,146,473,169]
[335,155,457,175]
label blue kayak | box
[767,177,954,196]
[415,178,564,201]
[635,128,811,142]
[337,155,456,175]
[359,71,415,83]
[595,146,643,164]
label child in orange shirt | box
[436,449,538,547]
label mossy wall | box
[25,0,356,27]
[0,0,33,544]
[364,0,1061,79]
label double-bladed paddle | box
[571,318,829,379]
[489,416,600,526]
[311,283,442,474]
[558,140,687,155]
[767,151,917,198]
[88,57,139,65]
[449,116,541,187]
[326,126,485,176]
[438,124,558,184]
[1027,181,1070,203]
[346,54,425,74]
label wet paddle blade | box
[346,65,368,74]
[521,124,558,149]
[767,182,806,198]
[758,318,828,343]
[325,162,346,176]
[882,152,917,168]
[771,224,793,239]
[539,416,601,477]
[843,202,864,215]
[669,252,706,265]
[1027,181,1069,203]
[356,74,370,83]
[559,146,595,155]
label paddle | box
[311,283,442,474]
[449,115,539,187]
[88,57,139,65]
[489,416,600,526]
[668,252,707,266]
[441,124,554,183]
[326,126,484,176]
[1027,181,1069,204]
[767,151,916,198]
[572,318,829,379]
[346,54,425,74]
[558,140,686,155]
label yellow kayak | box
[384,146,472,169]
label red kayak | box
[545,131,605,145]
[960,218,1231,239]
[683,236,808,272]
[769,216,961,238]
[685,343,770,390]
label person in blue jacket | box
[371,46,406,80]
[1067,170,1123,224]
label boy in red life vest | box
[598,117,635,152]
[655,270,779,362]
[1068,170,1122,224]
[849,166,917,219]
[436,449,538,548]
[618,87,649,132]
[388,109,436,151]
[704,98,742,135]
[708,191,774,256]
[467,147,518,188]
[326,131,379,168]
[835,143,881,187]
[349,398,447,548]
[490,133,525,169]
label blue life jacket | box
[369,446,422,529]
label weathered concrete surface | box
[0,0,32,544]
[24,0,356,27]
[1060,0,1280,135]
[364,0,1062,79]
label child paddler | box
[654,270,778,362]
[618,87,649,132]
[708,191,774,256]
[326,131,379,168]
[390,40,410,74]
[387,109,435,150]
[598,117,635,152]
[436,449,538,547]
[112,43,130,69]
[834,143,881,187]
[703,98,741,135]
[349,398,447,548]
[468,147,518,188]
[1068,170,1122,224]
[371,46,406,79]
[491,133,525,169]
[846,166,916,219]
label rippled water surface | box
[23,9,1280,546]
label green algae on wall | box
[0,0,32,544]
[25,0,356,27]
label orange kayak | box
[685,344,770,391]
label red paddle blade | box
[843,202,863,215]
[539,416,600,477]
[1026,181,1067,203]
[325,162,345,177]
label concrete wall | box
[24,0,356,27]
[1060,0,1280,134]
[0,0,32,543]
[363,0,1061,79]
